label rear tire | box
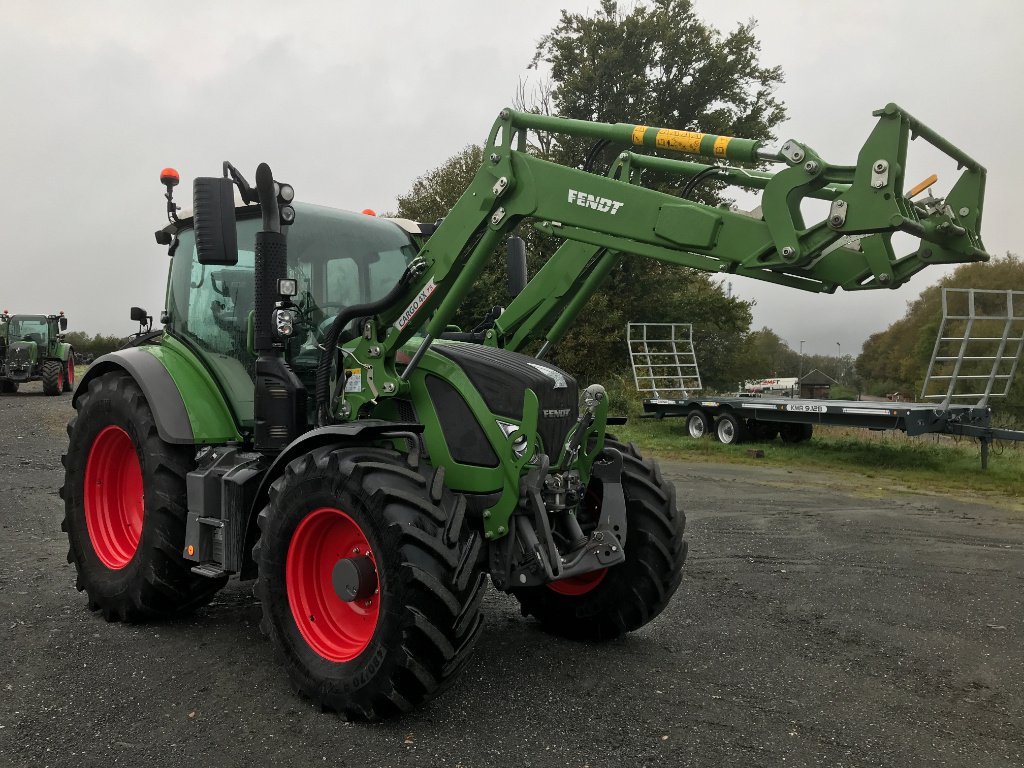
[512,440,686,641]
[61,371,226,621]
[254,446,486,720]
[41,360,62,395]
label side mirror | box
[193,177,238,265]
[130,307,148,323]
[59,317,68,331]
[506,235,528,297]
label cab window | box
[166,205,417,427]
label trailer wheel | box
[714,412,747,445]
[61,371,226,621]
[512,439,686,641]
[63,352,75,393]
[685,410,712,439]
[779,423,814,443]
[254,446,486,720]
[0,380,17,394]
[41,360,63,395]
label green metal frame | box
[339,103,988,419]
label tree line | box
[63,332,130,359]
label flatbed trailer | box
[642,395,1023,468]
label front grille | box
[430,342,578,459]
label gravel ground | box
[1,381,1021,767]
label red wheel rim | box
[84,426,144,570]
[548,568,608,596]
[67,359,75,388]
[286,507,379,662]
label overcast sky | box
[1,1,1019,357]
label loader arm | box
[338,104,988,420]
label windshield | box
[166,203,417,425]
[8,316,48,344]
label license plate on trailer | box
[785,403,827,413]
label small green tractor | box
[0,310,75,395]
[61,105,988,719]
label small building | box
[799,368,838,399]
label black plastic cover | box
[193,177,239,266]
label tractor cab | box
[3,315,62,376]
[158,201,421,428]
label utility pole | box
[836,341,841,381]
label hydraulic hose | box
[314,262,423,426]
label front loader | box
[61,104,987,719]
[0,310,75,395]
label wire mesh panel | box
[921,288,1024,407]
[627,323,702,398]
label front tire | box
[512,440,686,641]
[41,360,63,395]
[685,410,712,439]
[61,371,226,621]
[254,446,486,720]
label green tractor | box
[61,106,988,719]
[0,310,75,395]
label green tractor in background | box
[0,310,75,395]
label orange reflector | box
[361,208,376,216]
[908,173,938,198]
[187,545,194,556]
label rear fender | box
[73,345,241,445]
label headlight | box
[496,420,529,458]
[273,308,296,338]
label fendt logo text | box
[567,189,624,215]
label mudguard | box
[238,420,424,579]
[73,344,241,445]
